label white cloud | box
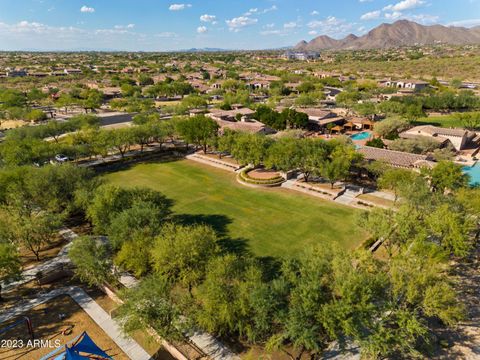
[155,32,178,38]
[80,5,95,13]
[384,0,425,12]
[260,29,282,35]
[283,21,298,29]
[311,10,319,16]
[200,14,216,23]
[197,26,208,34]
[307,16,353,37]
[308,30,318,35]
[225,16,258,32]
[245,5,277,16]
[261,5,277,14]
[448,18,480,27]
[169,4,191,11]
[0,20,183,51]
[361,10,381,20]
[384,11,403,19]
[407,14,439,24]
[359,0,374,2]
[114,24,135,30]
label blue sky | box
[0,0,479,51]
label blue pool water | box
[350,131,371,141]
[463,162,480,186]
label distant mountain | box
[296,20,480,51]
[179,48,230,52]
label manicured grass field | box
[413,115,464,128]
[104,160,366,258]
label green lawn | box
[413,115,464,128]
[104,160,366,258]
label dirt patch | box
[0,294,128,360]
[19,235,69,268]
[301,180,344,196]
[247,169,281,180]
[0,120,28,130]
[357,194,395,208]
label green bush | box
[239,169,284,185]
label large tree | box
[321,141,362,188]
[423,161,469,193]
[68,236,113,287]
[176,115,219,153]
[107,201,165,250]
[117,274,183,341]
[231,133,273,167]
[151,223,219,295]
[3,207,63,261]
[108,127,135,158]
[378,167,419,203]
[86,185,171,234]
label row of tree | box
[218,131,362,186]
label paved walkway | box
[0,286,151,360]
[334,189,361,207]
[1,228,78,293]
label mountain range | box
[295,20,480,51]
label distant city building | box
[282,51,320,61]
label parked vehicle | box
[54,154,69,162]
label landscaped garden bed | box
[238,167,285,187]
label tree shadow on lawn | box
[93,153,185,175]
[256,256,283,282]
[171,213,250,257]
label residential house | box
[64,68,82,75]
[207,108,256,122]
[358,146,435,169]
[382,79,429,92]
[401,125,478,151]
[295,108,344,130]
[6,68,27,77]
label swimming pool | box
[463,162,480,186]
[350,131,371,141]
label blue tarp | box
[41,332,112,360]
